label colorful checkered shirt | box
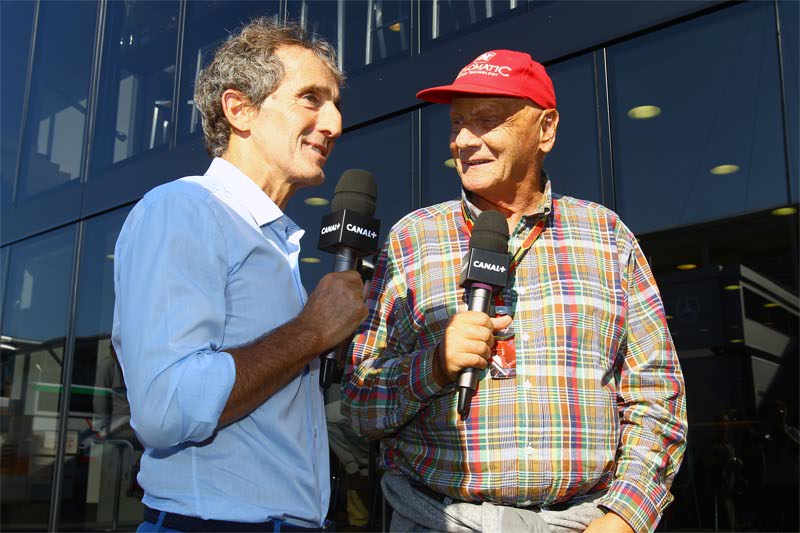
[342,180,687,533]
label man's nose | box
[453,127,482,150]
[318,102,342,140]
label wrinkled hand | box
[432,311,513,386]
[584,512,634,533]
[299,271,368,351]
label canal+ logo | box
[473,260,506,273]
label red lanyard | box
[460,198,551,307]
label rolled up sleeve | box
[112,191,236,450]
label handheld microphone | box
[457,210,510,419]
[317,169,381,389]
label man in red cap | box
[342,50,686,533]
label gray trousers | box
[382,473,606,533]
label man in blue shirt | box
[112,19,367,532]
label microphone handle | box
[320,248,358,389]
[457,283,493,418]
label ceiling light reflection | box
[627,105,661,119]
[771,206,797,216]
[710,164,739,175]
[304,197,329,206]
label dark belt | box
[410,482,573,512]
[144,506,328,532]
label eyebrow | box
[297,83,341,108]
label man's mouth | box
[463,159,493,168]
[304,142,327,157]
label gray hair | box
[194,17,344,157]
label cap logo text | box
[457,62,512,79]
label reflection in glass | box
[287,0,410,74]
[421,0,524,46]
[91,1,179,173]
[640,202,798,531]
[608,2,789,235]
[0,1,35,211]
[178,1,280,140]
[0,226,76,529]
[58,207,141,530]
[421,105,462,206]
[288,114,413,294]
[543,55,603,204]
[16,1,95,202]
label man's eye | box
[301,93,321,106]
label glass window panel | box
[421,0,525,47]
[287,0,411,75]
[545,55,603,204]
[421,104,462,206]
[178,1,280,141]
[1,1,35,212]
[57,207,141,530]
[639,208,798,531]
[16,1,96,203]
[608,2,788,234]
[1,226,76,530]
[287,113,413,293]
[779,0,798,203]
[91,0,179,174]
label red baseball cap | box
[416,50,556,109]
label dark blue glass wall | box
[1,1,797,531]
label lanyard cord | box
[460,197,553,306]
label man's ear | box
[221,89,254,133]
[538,109,560,154]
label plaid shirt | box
[342,180,687,533]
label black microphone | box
[317,169,381,389]
[456,210,510,419]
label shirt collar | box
[205,157,283,226]
[461,170,553,223]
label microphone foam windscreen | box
[470,210,509,254]
[331,169,377,217]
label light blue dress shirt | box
[112,158,329,527]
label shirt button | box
[517,286,526,295]
[525,445,534,456]
[523,380,532,390]
[522,332,530,342]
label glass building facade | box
[1,1,797,531]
